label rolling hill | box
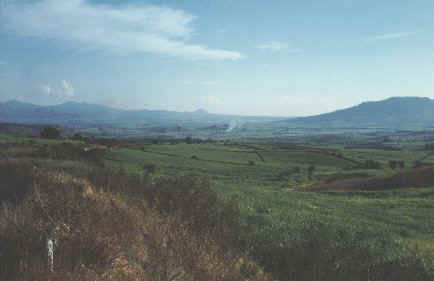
[281,97,434,129]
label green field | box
[101,142,434,256]
[1,133,433,280]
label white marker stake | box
[47,239,54,272]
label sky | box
[0,0,433,116]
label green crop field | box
[1,133,433,280]
[103,142,434,258]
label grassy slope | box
[104,143,434,257]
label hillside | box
[0,160,270,281]
[282,97,434,129]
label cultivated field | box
[1,133,433,280]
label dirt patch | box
[307,167,434,191]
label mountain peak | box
[365,96,432,104]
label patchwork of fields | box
[104,142,434,255]
[1,134,433,280]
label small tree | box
[40,126,60,139]
[389,160,397,170]
[143,163,156,173]
[71,132,83,141]
[308,165,315,179]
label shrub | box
[71,132,83,141]
[40,126,60,139]
[143,163,156,173]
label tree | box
[40,126,60,139]
[388,160,397,170]
[185,136,193,144]
[71,132,83,141]
[308,165,315,179]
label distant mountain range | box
[280,97,434,130]
[1,97,434,135]
[0,100,281,130]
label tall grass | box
[0,161,269,281]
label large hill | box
[281,97,434,130]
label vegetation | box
[0,132,433,280]
[40,126,61,139]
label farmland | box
[1,133,433,280]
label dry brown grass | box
[0,161,270,281]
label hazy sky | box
[1,0,433,116]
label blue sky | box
[0,0,433,116]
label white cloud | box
[1,0,243,60]
[368,32,416,42]
[257,41,302,53]
[61,80,74,98]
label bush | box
[40,126,60,139]
[71,132,83,141]
[143,163,156,173]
